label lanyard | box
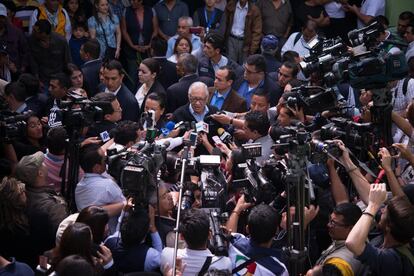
[204,8,217,30]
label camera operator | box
[44,72,71,128]
[345,184,414,276]
[160,208,232,275]
[75,143,126,234]
[149,183,176,247]
[104,207,162,273]
[86,92,122,139]
[242,111,273,165]
[226,197,288,275]
[3,82,29,113]
[143,93,168,131]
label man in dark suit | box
[172,81,220,156]
[166,53,213,113]
[80,39,102,97]
[150,36,179,90]
[208,66,247,113]
[103,60,140,122]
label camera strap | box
[198,256,212,276]
[231,254,267,274]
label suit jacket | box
[116,84,140,122]
[81,59,103,97]
[153,57,179,90]
[172,103,220,156]
[137,80,166,113]
[208,87,247,113]
[166,74,214,113]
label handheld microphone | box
[217,128,232,144]
[161,121,176,137]
[196,121,209,133]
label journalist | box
[226,196,289,275]
[75,143,126,234]
[160,208,232,275]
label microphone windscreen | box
[217,128,225,135]
[165,121,175,131]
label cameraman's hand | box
[333,140,352,166]
[393,143,413,163]
[198,132,209,145]
[234,194,253,214]
[81,136,101,147]
[368,183,387,210]
[378,147,392,170]
[211,113,231,125]
[97,244,113,267]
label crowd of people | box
[1,0,414,275]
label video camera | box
[232,143,276,204]
[107,141,169,209]
[299,20,408,89]
[0,111,33,143]
[285,85,339,115]
[59,92,106,133]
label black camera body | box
[286,86,338,115]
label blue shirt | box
[154,0,189,37]
[189,104,209,122]
[88,15,120,58]
[237,79,264,107]
[0,258,34,276]
[166,34,202,58]
[75,173,125,233]
[105,231,163,272]
[210,89,231,110]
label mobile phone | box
[212,135,221,145]
[189,132,198,147]
[189,27,203,34]
[388,146,399,157]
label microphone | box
[161,121,176,137]
[217,128,232,144]
[196,121,209,133]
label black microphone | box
[217,128,232,144]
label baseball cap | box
[0,4,7,17]
[15,151,45,187]
[261,35,279,51]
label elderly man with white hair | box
[171,81,221,155]
[165,16,202,58]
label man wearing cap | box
[261,34,282,74]
[15,151,69,255]
[0,3,29,77]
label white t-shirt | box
[160,247,232,276]
[358,0,385,28]
[324,2,345,19]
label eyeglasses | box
[328,219,349,228]
[189,97,207,103]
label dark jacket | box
[25,93,48,117]
[81,58,103,97]
[166,74,213,113]
[208,87,247,113]
[116,84,140,122]
[28,32,71,83]
[137,80,166,113]
[198,54,244,89]
[221,0,262,55]
[153,57,179,90]
[172,103,220,156]
[0,22,29,72]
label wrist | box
[366,203,381,214]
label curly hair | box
[0,177,28,233]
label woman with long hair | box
[12,115,46,160]
[0,177,35,266]
[135,58,166,112]
[88,0,121,61]
[167,36,192,64]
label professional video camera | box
[320,117,376,151]
[0,110,33,143]
[232,143,277,204]
[299,20,408,89]
[107,141,169,209]
[59,92,106,133]
[285,85,339,115]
